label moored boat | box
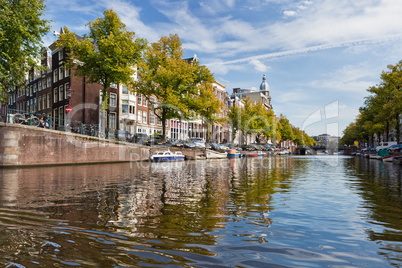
[150,150,185,161]
[382,155,394,162]
[227,149,242,158]
[205,149,227,159]
[243,152,259,157]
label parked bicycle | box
[82,124,97,137]
[12,113,41,127]
[66,121,82,134]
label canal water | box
[0,156,401,267]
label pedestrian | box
[44,117,50,129]
[40,117,45,128]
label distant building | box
[313,134,340,146]
[231,74,272,110]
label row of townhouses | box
[3,40,274,145]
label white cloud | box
[100,0,160,41]
[309,62,380,93]
[283,10,297,16]
[250,59,269,72]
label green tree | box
[0,0,50,103]
[278,114,294,142]
[380,61,402,143]
[57,9,146,133]
[192,82,223,142]
[227,105,242,144]
[240,97,275,144]
[133,34,214,140]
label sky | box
[43,0,402,137]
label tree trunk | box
[386,121,389,141]
[161,111,167,141]
[396,113,400,144]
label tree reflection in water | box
[0,156,400,267]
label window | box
[150,113,155,125]
[47,93,51,108]
[130,105,135,114]
[64,82,69,99]
[30,86,33,96]
[143,98,147,107]
[47,77,51,87]
[59,66,64,80]
[122,85,129,94]
[53,69,58,83]
[122,100,128,113]
[54,88,58,103]
[138,94,142,106]
[39,81,42,91]
[59,107,64,125]
[110,93,117,107]
[59,85,64,101]
[59,50,63,60]
[137,110,142,123]
[122,104,128,113]
[157,117,162,126]
[42,95,46,110]
[109,113,116,130]
[65,68,69,77]
[143,111,147,124]
[38,96,42,110]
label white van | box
[376,141,397,151]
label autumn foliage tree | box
[57,9,146,133]
[341,60,402,145]
[133,34,215,140]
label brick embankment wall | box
[0,122,150,167]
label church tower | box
[259,74,272,109]
[260,74,270,95]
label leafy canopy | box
[57,9,146,104]
[0,0,50,103]
[133,34,215,140]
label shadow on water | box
[0,156,401,267]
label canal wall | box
[0,123,150,167]
[0,123,205,167]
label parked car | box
[376,141,397,151]
[145,136,166,146]
[261,144,273,151]
[241,144,256,151]
[166,139,184,147]
[219,144,230,151]
[193,139,206,149]
[133,133,149,144]
[183,140,196,149]
[211,143,222,151]
[115,130,133,142]
[387,144,402,152]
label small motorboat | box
[205,149,227,159]
[149,150,185,161]
[382,155,394,162]
[227,149,242,158]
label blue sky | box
[43,0,402,137]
